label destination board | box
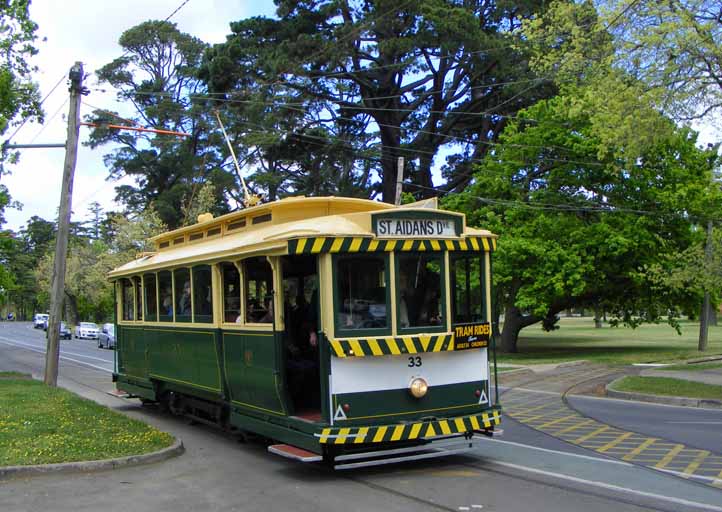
[453,322,491,350]
[376,218,455,238]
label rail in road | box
[500,365,722,489]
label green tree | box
[600,0,722,121]
[88,20,231,229]
[446,95,720,352]
[0,0,42,136]
[35,207,167,323]
[203,0,556,202]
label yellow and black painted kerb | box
[287,236,497,255]
[317,410,501,445]
[329,333,464,358]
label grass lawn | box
[496,317,722,366]
[610,376,722,400]
[0,373,174,467]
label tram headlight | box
[409,377,428,399]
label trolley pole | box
[44,62,84,387]
[394,157,404,206]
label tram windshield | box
[336,255,388,331]
[451,254,485,324]
[397,254,443,329]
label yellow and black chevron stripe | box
[317,410,501,444]
[288,236,496,255]
[330,333,466,358]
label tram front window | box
[397,254,443,330]
[336,255,388,331]
[451,255,485,323]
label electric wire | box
[5,71,68,142]
[28,97,69,144]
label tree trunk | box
[699,220,713,351]
[379,124,401,203]
[709,303,717,327]
[500,306,541,353]
[593,307,603,329]
[500,308,522,353]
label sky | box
[3,0,277,232]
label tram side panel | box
[222,330,286,415]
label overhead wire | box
[5,71,68,142]
[28,97,69,144]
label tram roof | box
[108,196,494,278]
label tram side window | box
[144,274,158,322]
[397,254,443,330]
[451,255,485,324]
[222,262,241,323]
[193,265,213,323]
[121,278,134,321]
[336,255,388,331]
[158,270,173,322]
[174,268,192,323]
[133,276,143,321]
[245,257,274,323]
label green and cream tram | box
[109,196,501,468]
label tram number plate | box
[453,322,491,350]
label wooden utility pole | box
[45,62,84,386]
[698,219,714,352]
[394,157,404,206]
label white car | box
[33,313,49,329]
[74,322,99,340]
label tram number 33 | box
[408,356,423,367]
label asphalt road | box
[567,395,722,454]
[1,321,721,512]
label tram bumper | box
[314,409,501,469]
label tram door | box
[281,255,320,417]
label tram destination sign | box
[453,322,491,350]
[376,218,455,238]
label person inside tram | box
[178,281,192,315]
[282,263,320,412]
[162,285,173,316]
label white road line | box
[473,436,632,466]
[0,337,112,373]
[0,337,112,363]
[666,421,722,424]
[489,460,722,512]
[566,393,722,411]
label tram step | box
[268,444,323,462]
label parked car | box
[97,323,115,349]
[74,322,99,340]
[33,313,49,329]
[59,322,72,340]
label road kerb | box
[0,438,184,480]
[605,380,722,409]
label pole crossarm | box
[80,122,190,137]
[2,143,65,149]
